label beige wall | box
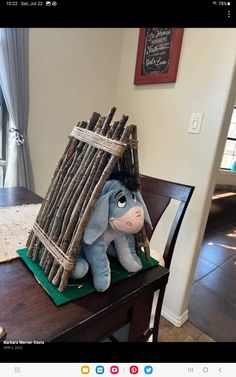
[28,28,124,196]
[28,28,236,326]
[115,28,236,324]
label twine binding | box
[32,222,75,271]
[70,127,127,157]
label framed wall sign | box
[134,28,184,85]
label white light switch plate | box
[188,113,204,134]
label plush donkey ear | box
[136,190,153,229]
[83,190,114,245]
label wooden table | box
[0,187,169,342]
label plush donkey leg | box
[114,235,142,273]
[71,251,89,279]
[84,240,111,292]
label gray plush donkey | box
[71,176,152,292]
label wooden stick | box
[59,125,119,251]
[38,121,104,267]
[30,127,85,260]
[131,126,150,260]
[42,113,110,246]
[44,152,100,275]
[57,123,132,291]
[52,123,130,288]
[47,108,115,233]
[79,120,120,215]
[26,130,77,243]
[28,138,81,259]
[27,108,141,292]
[40,149,102,268]
[30,112,101,260]
[26,130,80,255]
[43,109,118,278]
[61,118,127,249]
[39,115,99,224]
[35,111,100,223]
[29,111,99,238]
[47,121,122,282]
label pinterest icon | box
[130,366,138,374]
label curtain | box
[0,28,34,190]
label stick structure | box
[27,107,149,291]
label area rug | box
[0,204,41,263]
[17,247,159,306]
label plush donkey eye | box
[131,192,137,202]
[117,196,126,208]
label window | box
[220,107,236,171]
[0,86,7,187]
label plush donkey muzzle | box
[110,206,144,234]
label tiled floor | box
[158,316,214,342]
[103,316,215,342]
[188,192,236,342]
[105,191,236,342]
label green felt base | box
[17,248,159,306]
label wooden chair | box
[110,174,194,342]
[140,174,194,341]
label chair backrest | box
[140,174,195,269]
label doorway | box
[188,105,236,342]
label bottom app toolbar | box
[0,363,235,377]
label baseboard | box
[161,306,188,327]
